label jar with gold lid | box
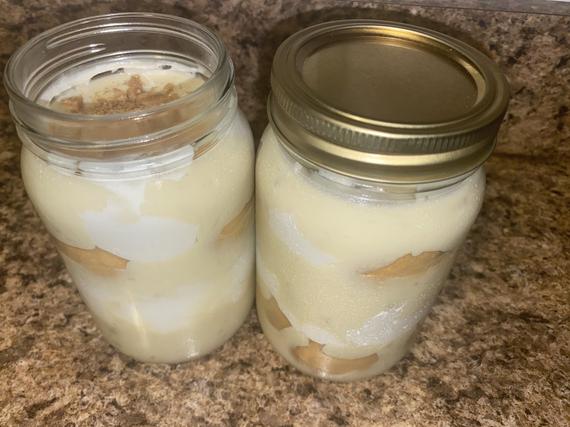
[5,13,255,363]
[256,20,509,380]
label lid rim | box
[269,93,498,184]
[269,19,510,183]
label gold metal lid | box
[268,20,510,183]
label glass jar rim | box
[4,12,230,122]
[4,12,236,162]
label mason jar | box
[256,20,509,381]
[5,13,255,363]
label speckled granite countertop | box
[1,1,569,426]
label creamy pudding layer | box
[256,128,485,380]
[21,63,255,362]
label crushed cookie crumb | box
[126,75,144,100]
[57,96,84,113]
[51,75,186,115]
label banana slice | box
[218,196,253,240]
[256,286,292,330]
[362,251,447,280]
[54,238,128,276]
[293,340,378,375]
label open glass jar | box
[5,13,255,363]
[256,20,509,381]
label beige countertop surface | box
[0,1,568,426]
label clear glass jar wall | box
[256,128,485,380]
[5,13,255,363]
[256,20,509,381]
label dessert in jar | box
[5,13,255,363]
[256,20,510,380]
